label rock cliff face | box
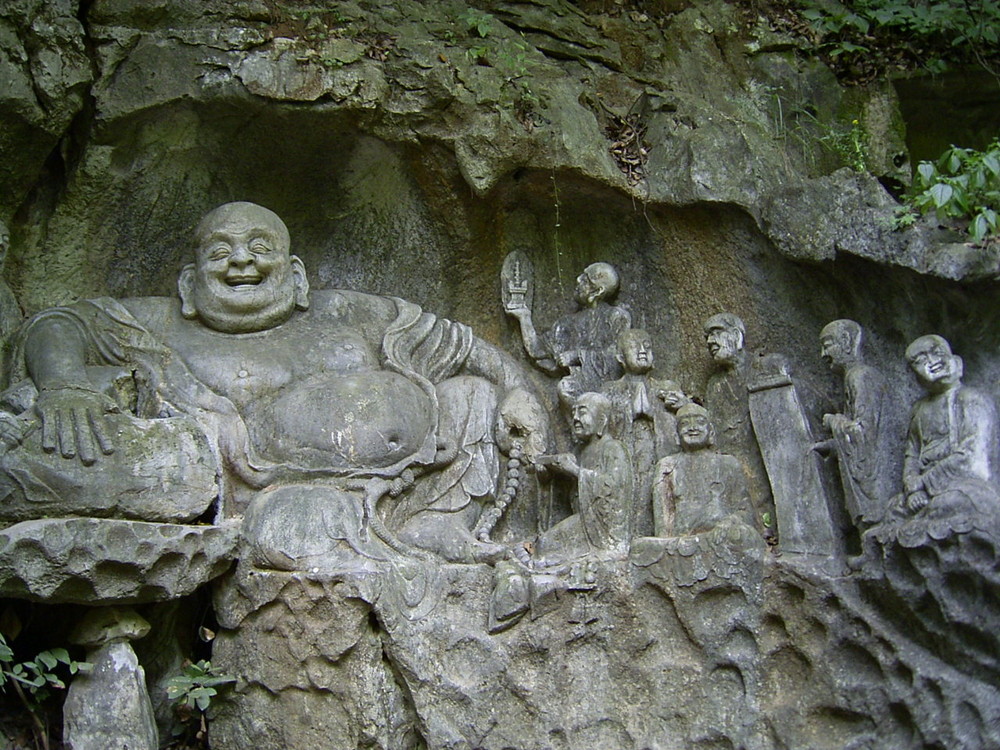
[1,1,999,748]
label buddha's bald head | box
[179,202,308,333]
[193,202,290,252]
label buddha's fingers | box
[73,407,96,466]
[89,411,115,456]
[57,410,77,459]
[40,407,58,453]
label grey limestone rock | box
[0,519,237,604]
[63,608,158,750]
[0,0,91,220]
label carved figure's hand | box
[905,489,930,513]
[811,439,834,455]
[536,452,579,477]
[503,295,530,316]
[505,300,535,323]
[35,387,118,465]
[903,473,924,496]
[556,350,580,368]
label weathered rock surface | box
[209,550,1000,749]
[0,519,237,603]
[1,0,990,318]
[1,1,999,749]
[63,638,159,750]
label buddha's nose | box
[229,243,253,265]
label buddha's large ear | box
[178,263,197,319]
[291,255,310,311]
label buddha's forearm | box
[24,317,93,390]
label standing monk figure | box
[814,319,891,527]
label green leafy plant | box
[783,103,870,173]
[167,659,235,713]
[795,0,1000,77]
[800,5,872,58]
[459,7,495,38]
[819,117,868,173]
[166,659,235,747]
[898,138,1000,243]
[455,6,541,126]
[1,633,91,750]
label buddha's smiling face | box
[180,202,308,333]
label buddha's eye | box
[209,244,231,261]
[250,239,272,254]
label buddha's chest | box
[173,326,375,408]
[166,325,433,469]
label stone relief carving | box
[632,402,765,587]
[602,328,680,537]
[1,205,999,749]
[4,203,549,571]
[749,353,839,563]
[533,391,633,564]
[857,334,1000,703]
[884,334,999,541]
[651,403,757,541]
[504,254,631,407]
[812,319,893,532]
[702,312,773,529]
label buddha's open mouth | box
[226,275,263,287]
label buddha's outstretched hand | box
[35,387,118,465]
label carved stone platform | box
[0,518,237,604]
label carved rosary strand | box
[476,440,524,543]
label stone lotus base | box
[0,518,237,604]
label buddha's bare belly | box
[252,370,434,469]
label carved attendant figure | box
[603,329,677,536]
[813,320,890,527]
[895,335,999,522]
[704,313,751,451]
[652,403,755,538]
[535,392,633,561]
[505,261,631,406]
[703,313,771,517]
